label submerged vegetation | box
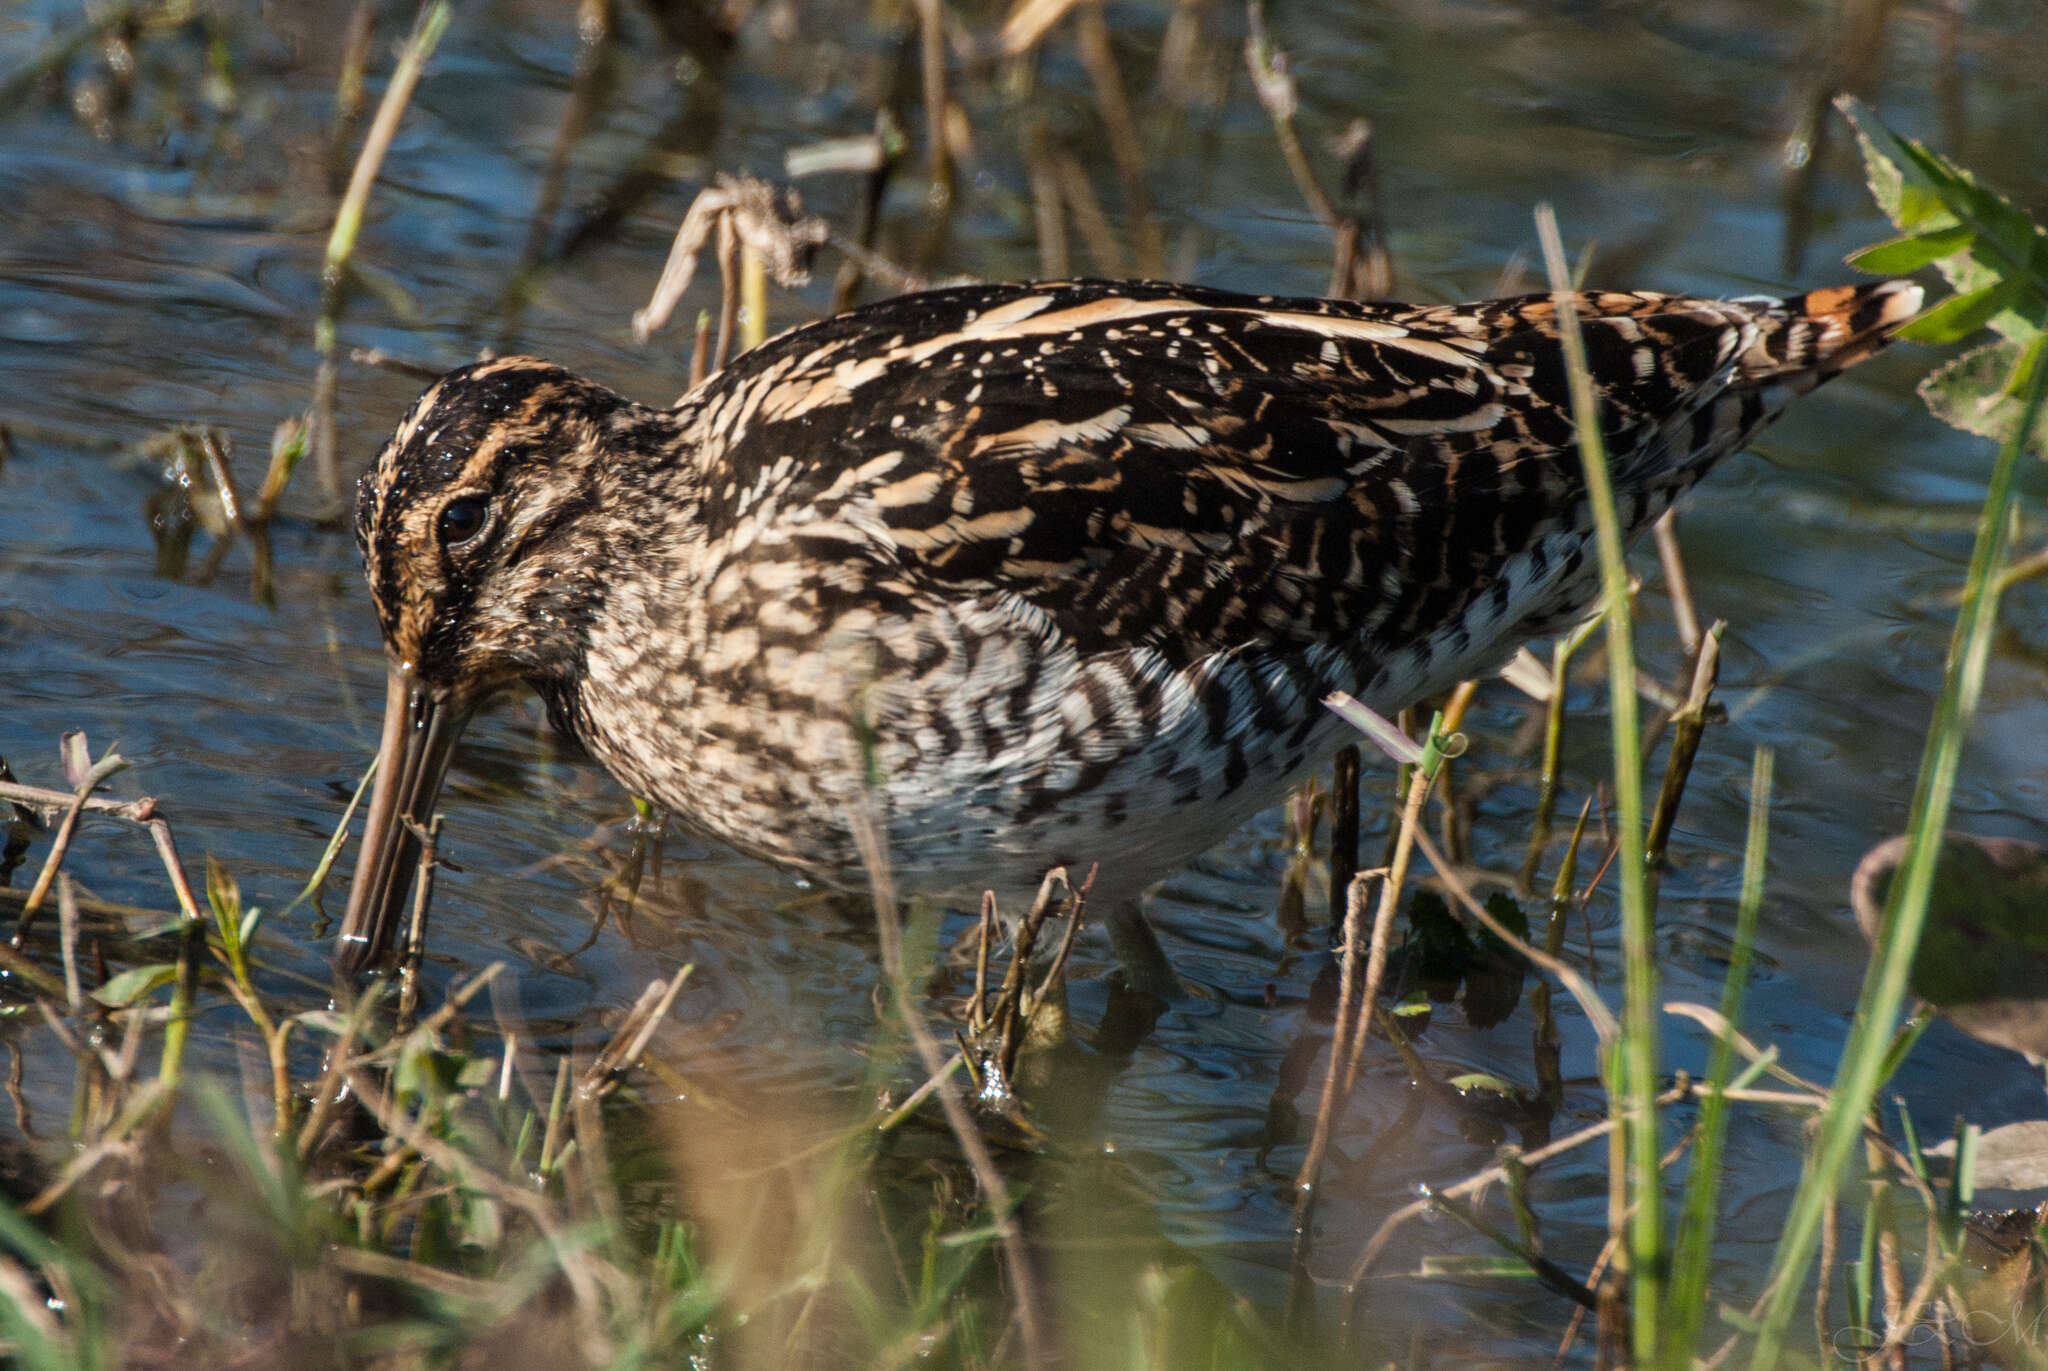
[2,2,2046,1368]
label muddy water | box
[3,0,2046,1357]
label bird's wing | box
[689,279,1909,666]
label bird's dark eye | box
[437,496,488,546]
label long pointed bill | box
[336,666,468,975]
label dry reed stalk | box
[847,800,1054,1371]
[1328,744,1359,927]
[522,0,616,266]
[2,778,202,938]
[687,310,712,389]
[914,0,953,206]
[1653,510,1702,655]
[1644,623,1725,877]
[1553,1233,1622,1368]
[327,0,379,187]
[632,174,828,343]
[1049,148,1127,276]
[313,1,453,513]
[712,211,739,371]
[56,873,82,1014]
[1021,120,1071,279]
[1073,0,1164,276]
[1338,1083,1691,1336]
[395,813,442,1032]
[997,0,1080,55]
[1326,119,1393,299]
[1518,618,1602,891]
[1287,715,1453,1323]
[1245,5,1390,298]
[580,971,691,1096]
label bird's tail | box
[1735,278,1925,391]
[1627,278,1922,499]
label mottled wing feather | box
[687,280,1784,667]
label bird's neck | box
[547,412,717,803]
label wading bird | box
[337,276,1920,976]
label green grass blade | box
[1662,747,1772,1366]
[1535,203,1660,1362]
[1749,333,2048,1368]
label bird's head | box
[339,356,648,973]
[354,356,635,701]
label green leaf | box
[288,1009,351,1035]
[394,1035,464,1107]
[1404,890,1474,999]
[1894,186,1957,234]
[1851,832,2048,1061]
[1918,336,2048,448]
[1845,102,1908,226]
[91,962,177,1008]
[1461,891,1530,1030]
[2005,335,2044,397]
[1446,1071,1521,1096]
[126,912,194,942]
[1896,277,2028,344]
[1419,1254,1539,1280]
[1481,890,1529,942]
[1846,225,1976,275]
[1839,96,2048,304]
[206,854,241,949]
[0,1192,111,1371]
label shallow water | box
[4,0,2047,1359]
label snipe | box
[337,277,1920,973]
